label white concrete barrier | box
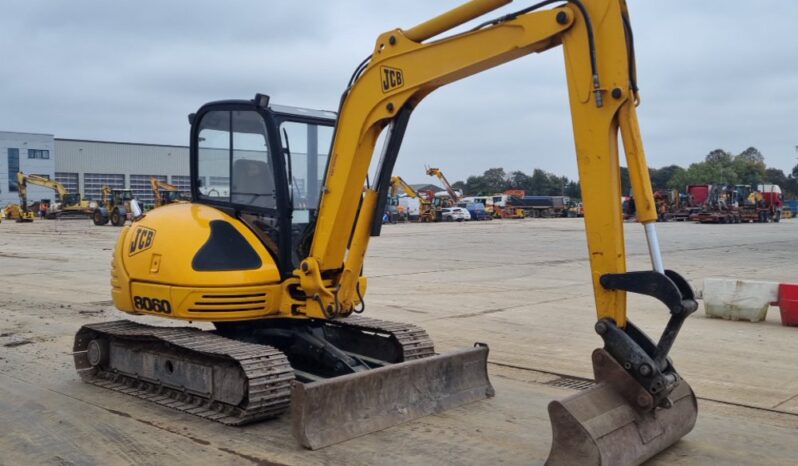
[703,278,779,322]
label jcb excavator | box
[390,175,436,222]
[16,171,95,220]
[74,0,698,463]
[92,186,136,226]
[150,177,187,208]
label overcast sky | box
[1,1,797,184]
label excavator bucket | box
[291,344,494,449]
[546,349,697,465]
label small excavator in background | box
[389,175,436,222]
[92,186,136,226]
[16,171,95,220]
[3,203,34,223]
[74,1,699,463]
[150,177,187,208]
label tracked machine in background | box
[16,172,96,220]
[74,0,698,462]
[150,177,188,208]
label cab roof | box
[270,104,337,122]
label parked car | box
[441,207,471,222]
[459,202,492,220]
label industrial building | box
[1,131,189,207]
[0,131,56,207]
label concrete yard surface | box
[1,218,797,465]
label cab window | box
[197,110,275,211]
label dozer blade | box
[291,344,494,450]
[546,349,697,466]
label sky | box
[1,1,797,184]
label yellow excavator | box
[425,166,461,209]
[73,0,698,462]
[16,171,95,220]
[150,177,187,208]
[390,175,436,222]
[3,203,33,222]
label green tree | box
[529,169,554,195]
[650,165,684,189]
[732,147,766,185]
[705,149,732,164]
[620,167,631,195]
[462,167,509,195]
[509,171,531,192]
[564,180,581,199]
[763,168,787,188]
[481,168,509,194]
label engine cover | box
[111,203,285,321]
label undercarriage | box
[74,316,493,448]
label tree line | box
[452,147,798,200]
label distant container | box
[778,283,798,327]
[703,278,779,322]
[786,200,798,213]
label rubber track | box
[74,316,435,425]
[329,315,436,360]
[74,320,294,425]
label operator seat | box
[231,158,275,209]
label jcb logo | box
[129,227,156,256]
[381,66,404,93]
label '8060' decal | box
[133,296,172,314]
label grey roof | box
[410,184,442,192]
[55,138,188,149]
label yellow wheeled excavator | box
[390,175,436,222]
[74,0,698,462]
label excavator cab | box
[61,193,82,208]
[188,99,337,273]
[159,190,185,204]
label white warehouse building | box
[0,131,56,207]
[1,131,190,207]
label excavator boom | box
[390,175,436,222]
[293,0,697,459]
[17,171,94,219]
[150,177,186,207]
[425,167,460,204]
